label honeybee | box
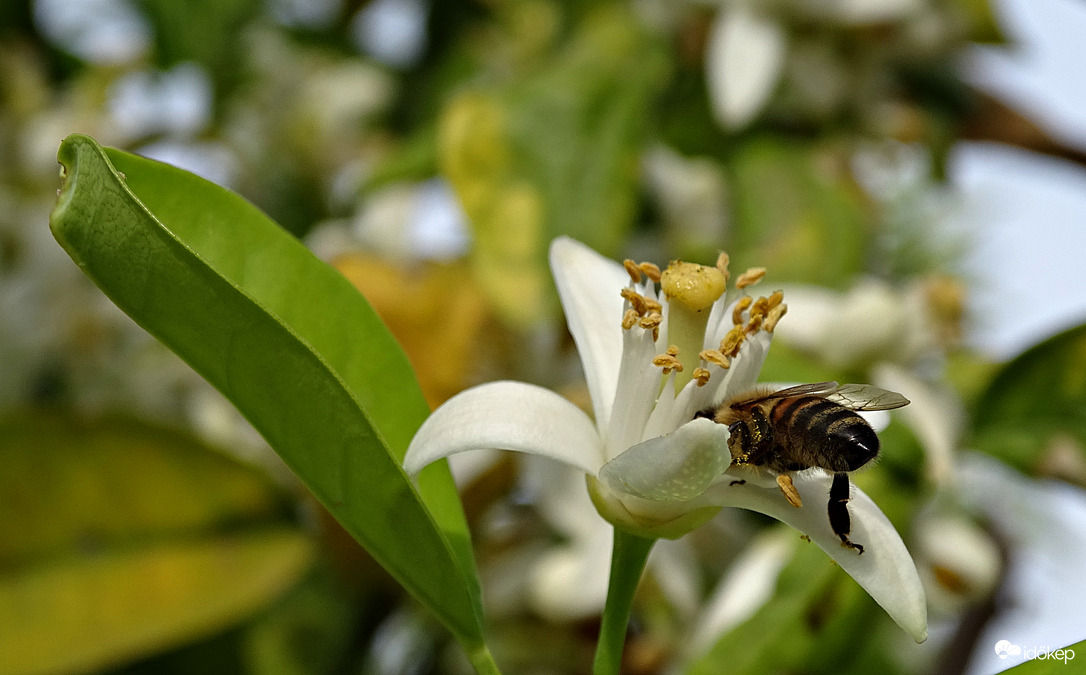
[696,382,909,554]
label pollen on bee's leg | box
[652,345,683,374]
[777,474,803,508]
[692,367,711,386]
[736,267,767,290]
[699,348,730,370]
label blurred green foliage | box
[2,0,1085,672]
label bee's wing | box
[828,383,910,411]
[729,381,840,407]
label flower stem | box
[592,529,656,675]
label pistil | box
[660,260,726,390]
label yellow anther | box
[638,312,662,330]
[692,367,712,386]
[716,251,730,281]
[699,349,731,370]
[720,325,745,357]
[660,261,726,313]
[620,288,649,315]
[643,298,663,314]
[749,296,769,321]
[621,308,639,330]
[652,345,684,374]
[736,267,767,289]
[623,259,642,284]
[764,303,787,333]
[745,313,764,334]
[767,290,784,309]
[639,262,662,283]
[731,296,753,325]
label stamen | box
[764,303,787,333]
[731,296,753,325]
[736,267,767,289]
[745,313,763,334]
[767,290,784,309]
[699,349,731,369]
[620,288,649,315]
[638,312,662,331]
[652,345,684,374]
[692,367,711,386]
[621,308,639,330]
[639,262,662,283]
[719,325,745,357]
[623,259,642,284]
[749,296,769,320]
[745,295,771,334]
[716,251,730,286]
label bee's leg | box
[776,474,803,508]
[829,472,864,555]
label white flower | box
[404,236,927,642]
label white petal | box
[520,454,602,541]
[599,418,731,501]
[605,319,663,460]
[705,7,787,130]
[688,530,796,656]
[404,381,603,476]
[704,472,928,642]
[549,237,629,432]
[528,524,613,620]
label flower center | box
[619,252,788,392]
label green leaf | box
[48,135,486,649]
[0,412,313,675]
[973,323,1086,477]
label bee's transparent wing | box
[728,381,840,407]
[828,384,910,411]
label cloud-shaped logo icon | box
[995,640,1022,659]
